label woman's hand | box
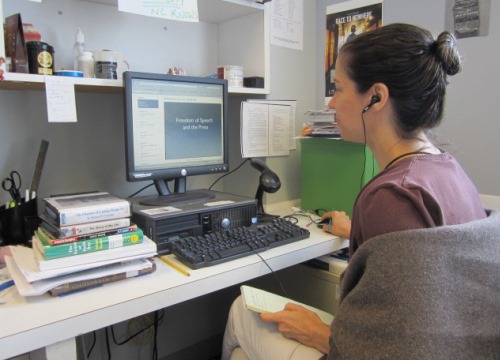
[260,303,331,354]
[0,246,12,264]
[320,210,351,239]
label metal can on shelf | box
[217,65,244,87]
[26,41,54,75]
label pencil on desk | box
[159,256,191,277]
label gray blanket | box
[327,210,500,360]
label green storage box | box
[300,138,378,217]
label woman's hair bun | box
[435,31,462,76]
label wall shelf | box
[0,72,122,92]
[0,0,270,95]
[0,72,268,94]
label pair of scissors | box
[2,170,22,205]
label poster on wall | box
[444,0,490,39]
[325,0,383,102]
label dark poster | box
[325,0,383,100]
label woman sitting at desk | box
[221,23,500,360]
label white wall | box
[223,2,319,206]
[316,0,500,197]
[0,0,223,208]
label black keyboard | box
[168,218,310,269]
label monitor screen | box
[123,71,229,206]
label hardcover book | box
[5,254,156,296]
[43,192,131,226]
[49,258,156,297]
[39,214,132,238]
[32,235,157,272]
[38,222,138,245]
[35,228,143,260]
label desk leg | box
[30,337,77,360]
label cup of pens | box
[0,198,38,246]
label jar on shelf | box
[78,51,94,78]
[26,41,55,75]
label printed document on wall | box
[45,75,77,123]
[270,0,304,50]
[118,0,199,22]
[248,99,297,150]
[241,102,292,158]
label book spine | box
[37,229,144,260]
[49,262,156,297]
[41,217,132,238]
[45,201,131,226]
[58,218,132,237]
[40,225,138,245]
[36,228,78,245]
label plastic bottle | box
[73,28,86,71]
[78,51,94,78]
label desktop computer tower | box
[130,190,258,254]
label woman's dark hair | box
[339,23,462,136]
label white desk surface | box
[0,215,347,359]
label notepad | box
[240,285,334,325]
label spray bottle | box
[73,28,85,70]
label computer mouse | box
[316,218,331,228]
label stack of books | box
[37,192,140,261]
[300,109,340,138]
[5,192,157,297]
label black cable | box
[251,216,310,299]
[105,327,112,360]
[371,153,376,178]
[110,324,143,346]
[253,251,291,299]
[127,158,250,197]
[313,208,328,216]
[110,310,165,345]
[283,212,320,224]
[153,311,159,360]
[281,214,300,224]
[360,111,368,190]
[127,182,155,198]
[86,331,97,359]
[208,158,250,190]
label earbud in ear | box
[362,95,381,113]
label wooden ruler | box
[29,139,49,196]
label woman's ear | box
[362,95,381,113]
[371,83,389,109]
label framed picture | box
[445,0,491,38]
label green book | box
[34,228,144,260]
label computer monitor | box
[123,71,229,206]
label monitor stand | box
[139,177,215,206]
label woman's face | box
[328,53,367,143]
